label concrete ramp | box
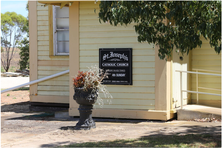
[177,105,221,120]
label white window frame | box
[53,6,69,56]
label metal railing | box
[193,69,221,104]
[176,70,221,109]
[1,70,70,94]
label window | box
[53,6,69,55]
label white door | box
[172,51,189,108]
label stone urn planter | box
[72,66,112,130]
[73,87,98,130]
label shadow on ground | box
[40,131,221,147]
[1,101,68,113]
[2,102,221,147]
[144,125,221,136]
[1,101,72,121]
[40,123,221,147]
[2,101,163,123]
[1,101,30,113]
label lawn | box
[62,134,221,147]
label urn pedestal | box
[73,88,98,130]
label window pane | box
[56,18,69,29]
[54,6,69,55]
[56,7,69,17]
[57,42,69,53]
[57,31,69,41]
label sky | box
[1,0,29,47]
[1,0,28,18]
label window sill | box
[49,55,69,59]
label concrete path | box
[1,77,29,89]
[178,105,221,120]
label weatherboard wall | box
[31,2,69,104]
[191,38,221,107]
[79,1,156,110]
[30,1,173,120]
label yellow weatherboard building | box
[29,1,221,121]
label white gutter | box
[1,70,70,94]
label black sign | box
[99,48,132,85]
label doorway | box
[172,51,189,109]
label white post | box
[180,71,183,109]
[196,70,199,104]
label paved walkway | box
[1,77,29,89]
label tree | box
[18,38,29,70]
[98,1,221,59]
[1,12,27,72]
[19,2,29,70]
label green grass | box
[1,66,5,73]
[1,87,29,92]
[61,134,221,147]
[9,66,15,72]
[1,66,19,73]
[13,87,29,91]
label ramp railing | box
[192,69,221,104]
[176,70,221,109]
[1,70,69,94]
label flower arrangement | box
[73,66,112,105]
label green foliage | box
[13,87,29,91]
[18,38,29,70]
[26,2,29,12]
[22,2,29,35]
[1,12,27,72]
[99,1,221,59]
[19,2,29,70]
[1,66,5,73]
[9,66,15,72]
[7,94,10,96]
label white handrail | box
[1,70,69,94]
[192,68,221,74]
[176,70,221,109]
[182,90,221,96]
[195,70,199,104]
[198,87,221,92]
[176,70,222,76]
